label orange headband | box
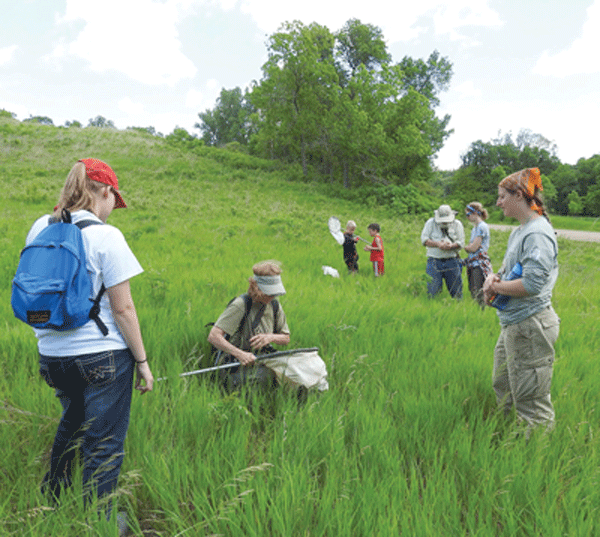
[499,168,543,215]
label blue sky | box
[1,0,599,170]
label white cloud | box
[435,88,600,170]
[206,78,219,91]
[144,110,200,135]
[233,0,501,44]
[185,88,205,109]
[0,100,30,119]
[0,45,18,66]
[49,0,197,85]
[118,97,145,116]
[432,1,502,43]
[434,1,502,29]
[454,80,482,98]
[185,79,220,110]
[533,0,600,77]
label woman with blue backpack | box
[20,158,153,529]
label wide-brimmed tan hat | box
[434,204,456,224]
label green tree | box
[540,173,556,209]
[195,87,255,146]
[573,154,600,197]
[0,109,17,119]
[547,163,577,214]
[250,19,453,188]
[127,125,157,136]
[548,155,600,216]
[250,21,339,177]
[87,116,115,128]
[567,191,583,215]
[23,115,54,126]
[515,129,557,155]
[329,65,398,187]
[65,120,82,128]
[461,131,560,175]
[584,185,600,215]
[397,50,452,108]
[335,18,391,83]
[165,127,202,148]
[455,130,561,207]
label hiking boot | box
[116,511,128,536]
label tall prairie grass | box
[2,118,600,536]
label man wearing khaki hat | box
[421,204,465,298]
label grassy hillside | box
[2,118,600,536]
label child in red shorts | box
[364,223,384,276]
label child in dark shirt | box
[343,220,360,273]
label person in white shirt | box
[421,204,465,298]
[28,158,153,522]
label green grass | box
[2,117,600,536]
[487,211,600,232]
[545,214,600,232]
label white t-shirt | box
[26,210,144,357]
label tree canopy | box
[195,87,255,147]
[87,116,116,129]
[451,130,561,208]
[246,19,453,188]
[23,115,54,126]
[446,130,600,217]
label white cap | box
[254,274,286,296]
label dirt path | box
[488,224,600,243]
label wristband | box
[136,359,147,364]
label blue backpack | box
[11,209,109,335]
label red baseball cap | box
[79,158,127,209]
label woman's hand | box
[483,273,500,303]
[237,350,256,366]
[249,333,274,351]
[135,361,154,394]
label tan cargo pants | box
[492,306,560,429]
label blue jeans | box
[39,348,134,511]
[426,257,463,298]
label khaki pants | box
[493,306,560,428]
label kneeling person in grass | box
[207,261,290,392]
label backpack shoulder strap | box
[212,294,252,365]
[237,294,253,335]
[272,299,280,333]
[75,219,104,230]
[74,218,109,336]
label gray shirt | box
[421,218,465,259]
[497,217,558,326]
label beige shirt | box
[214,295,290,352]
[420,217,465,259]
